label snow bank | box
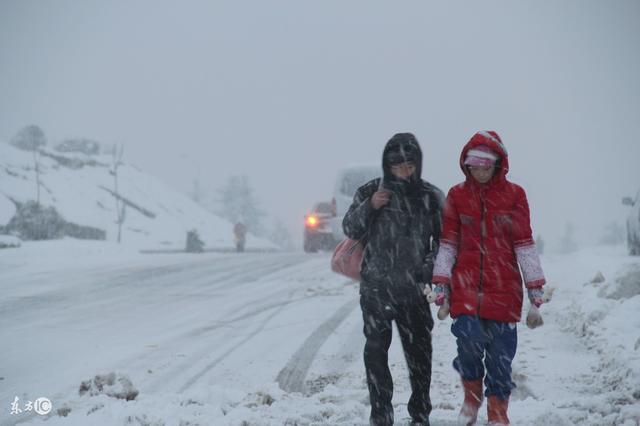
[21,383,371,426]
[552,248,640,425]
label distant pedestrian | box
[233,222,247,252]
[428,131,549,426]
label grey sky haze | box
[1,0,639,248]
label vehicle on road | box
[330,165,380,242]
[622,188,640,255]
[303,201,336,253]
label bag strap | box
[358,178,385,245]
[345,238,364,254]
[349,177,385,247]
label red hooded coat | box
[432,131,545,322]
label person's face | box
[468,165,495,184]
[390,161,416,180]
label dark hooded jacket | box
[342,133,444,303]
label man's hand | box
[370,190,391,210]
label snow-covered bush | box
[64,221,106,240]
[39,150,108,170]
[4,200,106,241]
[54,138,100,155]
[185,229,204,253]
[5,200,66,240]
[0,235,21,249]
[79,372,138,401]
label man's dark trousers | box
[360,291,434,425]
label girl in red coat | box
[429,131,548,426]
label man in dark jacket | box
[343,133,444,426]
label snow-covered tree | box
[598,221,625,245]
[269,219,293,250]
[10,125,46,206]
[191,178,203,203]
[215,175,266,236]
[560,222,578,253]
[10,124,46,151]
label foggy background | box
[1,0,639,249]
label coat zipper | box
[477,197,486,316]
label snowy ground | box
[1,241,639,426]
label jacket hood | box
[381,133,424,195]
[382,132,423,179]
[459,131,509,182]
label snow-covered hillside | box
[0,143,275,250]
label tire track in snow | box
[198,259,346,336]
[177,296,297,393]
[130,257,330,393]
[276,296,359,394]
[148,288,329,393]
[150,280,353,393]
[184,295,306,337]
[27,254,306,324]
[200,255,309,290]
[0,254,274,320]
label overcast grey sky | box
[1,0,639,248]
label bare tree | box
[215,175,266,237]
[10,125,46,206]
[33,148,41,206]
[191,178,203,203]
[560,222,578,253]
[109,144,126,243]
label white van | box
[330,165,381,241]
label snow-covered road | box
[1,241,638,425]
